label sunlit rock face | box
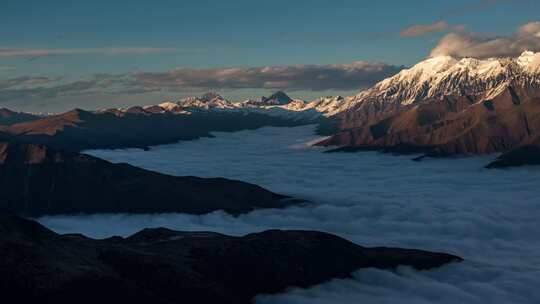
[320,52,540,156]
[347,51,540,109]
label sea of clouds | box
[38,125,540,303]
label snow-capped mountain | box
[245,91,294,106]
[175,92,237,110]
[301,96,358,117]
[319,51,540,156]
[106,91,345,122]
[106,93,236,116]
[103,51,540,129]
[347,51,540,109]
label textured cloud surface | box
[0,76,63,90]
[40,125,540,303]
[133,62,403,91]
[0,74,139,104]
[431,21,540,58]
[0,61,402,108]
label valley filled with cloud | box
[39,125,540,304]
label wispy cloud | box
[400,21,466,38]
[400,21,450,37]
[0,47,178,58]
[430,21,540,58]
[0,76,63,90]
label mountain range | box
[316,51,540,166]
[1,52,539,167]
[0,45,533,304]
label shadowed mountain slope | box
[0,142,293,216]
[0,108,310,151]
[0,216,462,304]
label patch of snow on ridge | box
[157,102,180,111]
[518,51,540,73]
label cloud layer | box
[133,62,403,92]
[0,61,403,106]
[431,21,540,58]
[0,76,63,90]
[39,125,540,303]
[0,74,137,103]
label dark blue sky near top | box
[0,0,539,111]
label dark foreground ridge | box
[0,142,295,216]
[0,216,462,304]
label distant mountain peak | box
[261,91,293,105]
[0,108,15,115]
[200,92,224,102]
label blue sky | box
[0,0,539,111]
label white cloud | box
[39,125,540,303]
[430,21,540,58]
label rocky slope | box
[0,216,462,304]
[319,51,540,156]
[0,142,293,216]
